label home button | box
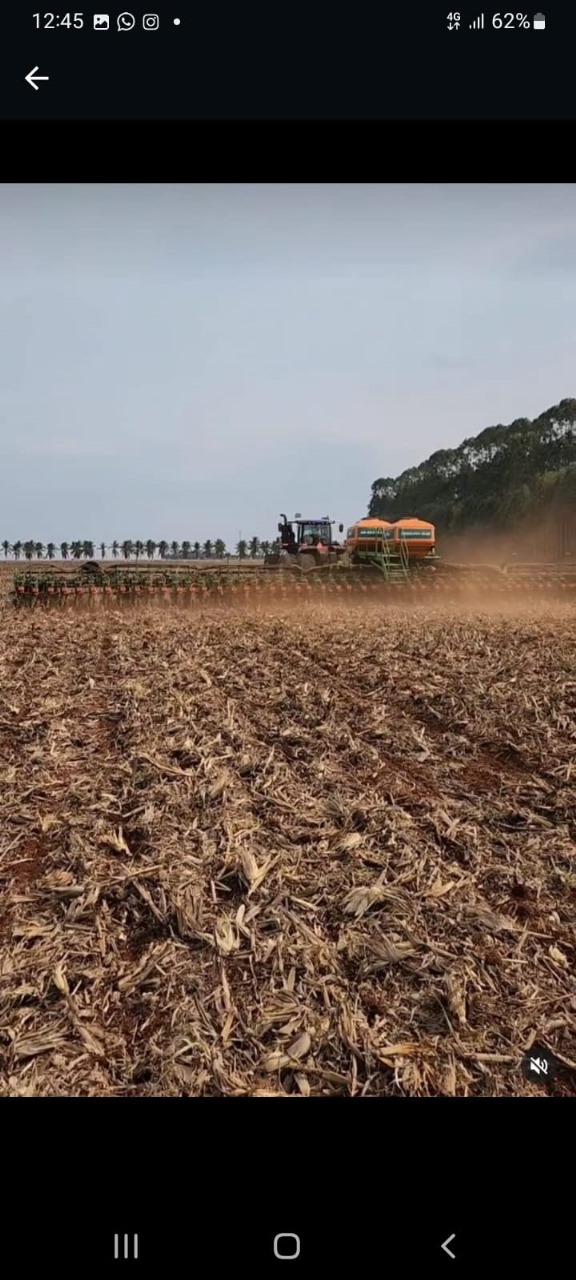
[274,1234,301,1260]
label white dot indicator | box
[173,16,181,23]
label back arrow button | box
[441,1234,456,1259]
[25,66,50,90]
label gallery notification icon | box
[93,13,110,27]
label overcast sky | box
[0,183,575,547]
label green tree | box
[214,538,226,558]
[157,540,168,559]
[145,539,156,559]
[71,541,83,559]
[24,541,35,561]
[236,539,247,559]
[12,540,22,561]
[60,542,69,560]
[2,540,10,558]
[181,540,192,560]
[193,541,200,559]
[83,541,94,559]
[46,542,56,559]
[203,539,213,559]
[170,540,180,559]
[34,542,44,559]
[249,536,260,559]
[135,540,144,561]
[121,540,133,560]
[368,398,576,540]
[111,540,119,558]
[100,542,107,558]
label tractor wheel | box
[298,554,318,572]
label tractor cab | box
[297,518,333,548]
[278,514,344,554]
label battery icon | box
[533,12,545,27]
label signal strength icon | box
[469,12,484,26]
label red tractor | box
[268,514,346,571]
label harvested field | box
[1,597,576,1097]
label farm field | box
[1,598,575,1097]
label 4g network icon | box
[447,11,461,28]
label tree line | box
[9,398,575,564]
[368,397,576,535]
[1,538,274,561]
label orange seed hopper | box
[346,518,394,555]
[391,517,436,559]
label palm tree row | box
[1,537,271,561]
